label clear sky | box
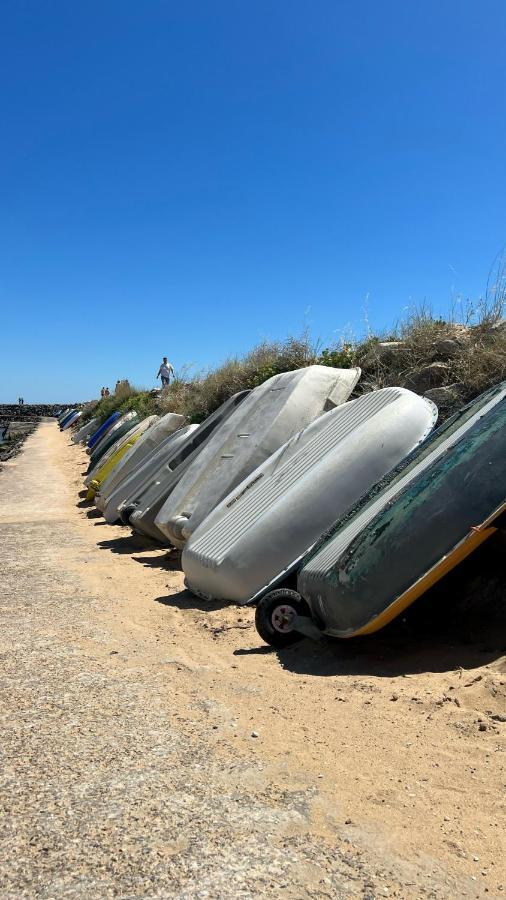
[1,1,505,402]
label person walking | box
[156,357,174,388]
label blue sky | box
[1,1,505,402]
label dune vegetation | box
[82,297,506,428]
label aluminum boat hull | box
[183,388,437,604]
[128,391,251,541]
[59,410,77,429]
[94,413,186,513]
[88,412,139,469]
[85,416,158,499]
[100,426,196,524]
[156,365,361,548]
[72,418,99,444]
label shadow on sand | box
[132,550,182,570]
[154,588,232,613]
[97,534,163,555]
[233,626,504,678]
[86,507,104,518]
[153,536,505,678]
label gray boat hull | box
[94,413,185,512]
[183,388,437,604]
[72,418,99,444]
[102,425,197,524]
[88,412,139,468]
[298,381,506,638]
[156,365,361,548]
[129,391,251,541]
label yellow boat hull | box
[87,432,144,500]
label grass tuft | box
[81,298,505,427]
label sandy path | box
[0,423,504,898]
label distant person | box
[100,387,106,398]
[156,357,174,387]
[18,397,24,406]
[104,387,110,396]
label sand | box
[0,422,504,898]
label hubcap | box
[271,604,297,634]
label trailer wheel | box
[255,589,308,648]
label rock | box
[251,730,259,738]
[403,363,450,393]
[431,339,461,360]
[423,382,463,405]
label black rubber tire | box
[255,589,307,648]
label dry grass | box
[82,299,505,427]
[350,300,506,417]
[158,335,317,422]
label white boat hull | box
[156,365,361,549]
[183,388,437,603]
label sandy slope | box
[0,423,504,898]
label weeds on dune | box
[81,288,504,427]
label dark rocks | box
[431,338,461,360]
[0,404,80,423]
[423,383,465,413]
[402,362,451,393]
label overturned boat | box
[183,388,437,603]
[87,411,122,450]
[87,411,139,469]
[104,423,200,526]
[59,409,78,430]
[94,413,186,513]
[72,417,99,444]
[127,391,251,540]
[61,410,82,431]
[155,365,362,548]
[254,381,506,647]
[85,415,159,500]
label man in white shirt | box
[156,357,174,387]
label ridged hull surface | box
[129,391,251,541]
[156,365,361,548]
[183,389,437,603]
